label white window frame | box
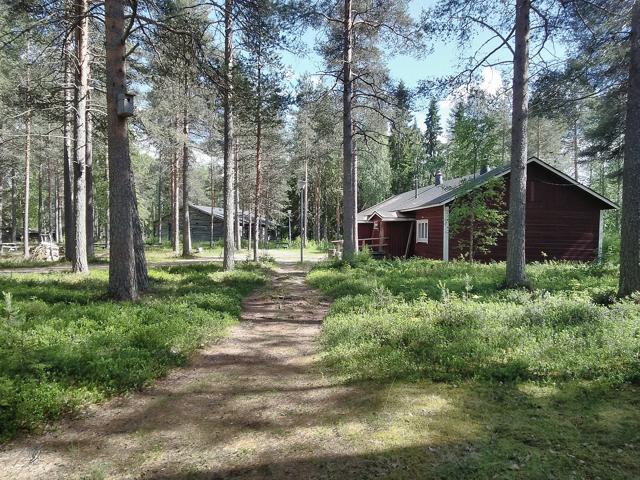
[416,220,429,244]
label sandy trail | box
[0,262,390,480]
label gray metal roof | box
[358,158,617,222]
[189,205,278,227]
[357,168,502,221]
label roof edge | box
[398,158,618,212]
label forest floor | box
[3,259,639,479]
[0,247,327,274]
[1,261,382,480]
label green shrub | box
[310,259,640,385]
[0,263,266,441]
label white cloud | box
[479,67,502,96]
[415,67,504,140]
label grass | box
[0,261,268,441]
[0,242,329,269]
[306,257,640,478]
[308,257,638,383]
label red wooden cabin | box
[357,158,617,262]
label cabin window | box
[373,220,379,231]
[416,220,429,243]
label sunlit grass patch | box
[309,258,637,384]
[0,262,268,441]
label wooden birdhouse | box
[117,92,135,117]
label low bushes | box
[0,263,266,441]
[308,259,640,384]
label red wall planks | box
[358,162,608,262]
[449,163,602,262]
[414,206,445,259]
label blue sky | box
[278,0,510,132]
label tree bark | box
[253,60,263,262]
[72,0,89,272]
[132,180,149,292]
[315,166,321,241]
[38,160,43,238]
[86,87,95,258]
[46,135,53,236]
[235,138,241,248]
[105,0,147,300]
[182,106,191,256]
[23,38,31,259]
[619,0,640,297]
[342,0,358,259]
[253,124,262,262]
[23,109,31,259]
[505,0,530,288]
[157,166,162,242]
[63,37,75,259]
[573,119,579,181]
[223,0,236,270]
[304,153,308,247]
[10,167,17,243]
[171,114,180,254]
[209,160,215,247]
[0,168,3,242]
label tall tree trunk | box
[342,0,358,259]
[23,112,31,259]
[248,210,252,252]
[303,154,308,247]
[47,137,53,236]
[182,106,191,256]
[63,37,75,259]
[209,160,215,247]
[55,170,61,242]
[573,119,579,180]
[314,180,322,242]
[132,181,149,291]
[223,0,235,270]
[253,111,262,261]
[157,167,162,242]
[23,43,31,259]
[105,143,110,247]
[252,60,262,262]
[315,168,321,242]
[72,0,89,272]
[10,167,17,243]
[86,88,95,258]
[505,0,530,288]
[171,114,180,254]
[0,169,3,243]
[38,162,43,237]
[234,138,241,248]
[619,0,640,297]
[105,0,147,300]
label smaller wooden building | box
[157,204,276,244]
[357,158,617,262]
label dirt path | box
[0,262,398,480]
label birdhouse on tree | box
[117,92,135,117]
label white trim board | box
[598,210,604,261]
[443,206,449,262]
